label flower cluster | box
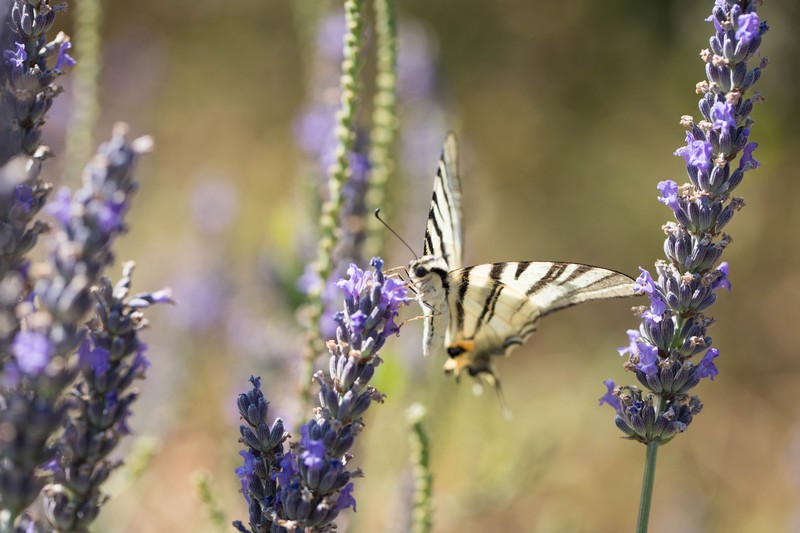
[234,258,409,532]
[43,262,171,530]
[601,0,768,444]
[0,125,151,527]
[1,0,74,162]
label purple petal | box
[711,262,731,292]
[657,180,680,214]
[598,379,621,410]
[739,142,759,171]
[634,268,656,296]
[735,13,760,47]
[636,342,660,376]
[3,42,26,69]
[617,329,641,356]
[78,338,111,376]
[45,187,74,227]
[697,348,720,380]
[11,331,52,374]
[335,482,357,512]
[711,102,736,135]
[55,41,76,70]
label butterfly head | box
[408,255,449,282]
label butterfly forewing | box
[416,133,463,358]
[422,132,463,270]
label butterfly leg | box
[399,314,427,326]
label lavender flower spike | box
[43,262,172,531]
[0,126,151,526]
[234,258,410,532]
[602,0,767,444]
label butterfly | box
[408,133,637,396]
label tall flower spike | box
[234,258,410,532]
[43,262,171,531]
[601,1,767,529]
[602,0,767,445]
[0,126,151,526]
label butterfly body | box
[410,133,638,384]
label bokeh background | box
[38,0,800,531]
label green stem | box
[65,0,102,183]
[365,0,398,258]
[407,404,433,533]
[636,441,659,533]
[300,0,366,411]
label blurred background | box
[38,0,800,531]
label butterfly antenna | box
[375,209,418,260]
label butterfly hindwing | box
[442,262,635,377]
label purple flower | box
[45,187,74,226]
[711,102,736,135]
[379,276,409,336]
[350,310,367,337]
[92,196,127,233]
[618,329,641,357]
[675,133,712,175]
[635,342,659,376]
[275,452,297,488]
[739,142,759,171]
[236,450,257,505]
[657,180,680,214]
[14,184,35,214]
[642,296,666,324]
[300,425,327,470]
[55,41,76,70]
[634,268,666,322]
[634,268,656,296]
[11,331,52,374]
[735,13,760,47]
[711,262,731,292]
[705,14,723,34]
[335,482,357,512]
[336,263,374,302]
[77,337,111,376]
[697,348,720,380]
[599,380,621,410]
[4,42,26,69]
[131,344,151,377]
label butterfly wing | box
[422,132,463,270]
[416,133,463,357]
[442,261,636,378]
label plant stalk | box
[636,441,659,533]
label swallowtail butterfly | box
[409,133,637,394]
